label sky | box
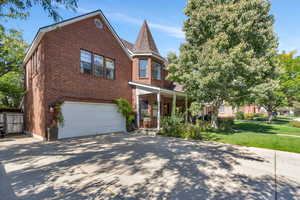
[1,0,300,57]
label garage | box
[58,101,126,139]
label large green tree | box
[251,79,284,122]
[167,0,278,128]
[0,27,27,108]
[277,51,300,104]
[0,71,24,108]
[0,27,27,78]
[0,0,78,21]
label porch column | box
[136,89,140,128]
[157,91,161,130]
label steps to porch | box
[133,128,159,136]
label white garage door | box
[58,102,126,139]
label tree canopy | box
[277,51,300,105]
[0,27,28,78]
[0,0,78,21]
[167,0,278,128]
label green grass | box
[204,131,300,154]
[202,117,300,153]
[233,120,300,136]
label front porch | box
[129,82,187,130]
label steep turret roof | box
[134,20,160,55]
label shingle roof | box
[134,20,160,55]
[121,39,135,52]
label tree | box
[0,0,78,21]
[0,27,27,108]
[277,51,300,105]
[167,0,278,129]
[0,71,24,108]
[251,79,284,122]
[0,27,28,78]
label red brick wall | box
[24,41,47,137]
[26,15,132,138]
[132,56,172,89]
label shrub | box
[197,119,212,132]
[181,124,202,139]
[289,120,300,128]
[217,117,234,131]
[235,111,245,120]
[244,113,255,120]
[114,98,135,130]
[160,114,184,137]
[253,113,267,121]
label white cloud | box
[149,22,184,39]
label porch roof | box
[128,82,186,97]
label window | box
[80,50,92,74]
[139,59,148,78]
[105,58,115,80]
[94,19,103,29]
[80,50,116,80]
[94,55,104,77]
[153,62,162,80]
[219,105,225,114]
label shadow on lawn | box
[233,122,278,134]
[0,133,299,199]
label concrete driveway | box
[0,133,299,200]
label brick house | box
[24,10,185,140]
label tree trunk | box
[267,111,274,123]
[211,107,219,129]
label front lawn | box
[207,131,300,154]
[203,118,300,153]
[233,120,300,136]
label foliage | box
[244,113,254,121]
[160,113,184,138]
[181,124,202,139]
[0,71,24,108]
[0,27,27,78]
[289,120,300,128]
[0,0,78,21]
[167,0,278,129]
[252,113,267,121]
[189,101,203,117]
[160,116,203,140]
[217,117,234,131]
[114,98,135,127]
[0,27,27,108]
[250,79,285,122]
[54,102,64,127]
[277,51,300,105]
[235,111,245,120]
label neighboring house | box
[24,10,185,140]
[218,104,265,117]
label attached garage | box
[58,101,126,139]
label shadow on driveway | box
[0,133,299,199]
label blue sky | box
[1,0,300,56]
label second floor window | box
[139,59,148,78]
[80,50,92,74]
[105,58,115,80]
[153,62,162,80]
[94,55,104,77]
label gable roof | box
[23,10,131,64]
[134,20,160,56]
